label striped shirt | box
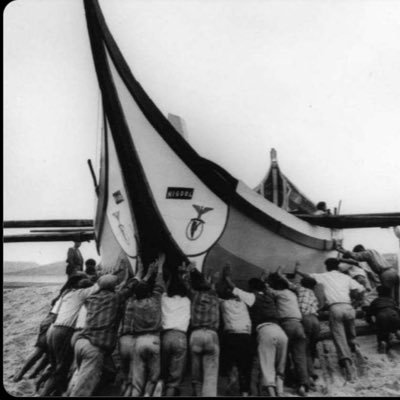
[190,290,220,331]
[120,273,165,336]
[295,286,319,316]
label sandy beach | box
[3,282,400,397]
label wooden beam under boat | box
[296,213,400,229]
[4,219,94,229]
[29,228,95,233]
[3,231,95,243]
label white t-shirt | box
[311,270,364,305]
[54,284,99,328]
[75,305,87,329]
[220,298,252,334]
[161,294,191,332]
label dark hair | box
[167,277,188,297]
[190,271,210,292]
[316,201,327,211]
[325,258,339,271]
[78,278,94,288]
[376,285,391,298]
[85,259,96,267]
[352,245,365,253]
[216,280,234,300]
[301,276,317,289]
[135,281,152,300]
[248,278,265,292]
[85,259,97,275]
[267,273,289,291]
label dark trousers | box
[302,314,320,377]
[40,325,75,395]
[280,319,309,387]
[222,332,253,393]
[376,308,400,344]
[380,268,400,305]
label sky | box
[4,0,400,265]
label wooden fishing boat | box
[5,0,399,286]
[84,0,345,285]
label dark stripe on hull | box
[203,206,334,284]
[94,110,109,253]
[85,0,186,267]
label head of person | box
[65,271,89,290]
[353,275,367,288]
[85,258,97,275]
[325,258,339,272]
[216,280,235,300]
[167,276,188,297]
[73,240,82,249]
[248,278,266,293]
[134,281,153,300]
[376,285,392,298]
[316,201,327,212]
[78,278,94,289]
[352,244,365,253]
[190,271,211,292]
[267,273,289,291]
[301,276,317,290]
[97,274,119,291]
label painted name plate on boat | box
[166,187,194,200]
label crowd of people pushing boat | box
[13,239,400,397]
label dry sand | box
[3,283,400,397]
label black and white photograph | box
[4,0,400,396]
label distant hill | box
[3,261,40,274]
[5,261,66,276]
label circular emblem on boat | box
[186,218,204,241]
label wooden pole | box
[4,231,95,243]
[4,220,94,229]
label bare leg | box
[13,347,45,382]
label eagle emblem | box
[112,210,130,244]
[186,204,214,241]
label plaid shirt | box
[120,272,165,336]
[77,279,138,353]
[294,285,319,316]
[189,289,220,331]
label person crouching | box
[366,285,400,354]
[68,273,139,396]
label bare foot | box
[13,373,23,383]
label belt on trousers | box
[328,302,351,308]
[192,327,217,332]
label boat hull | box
[86,0,338,281]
